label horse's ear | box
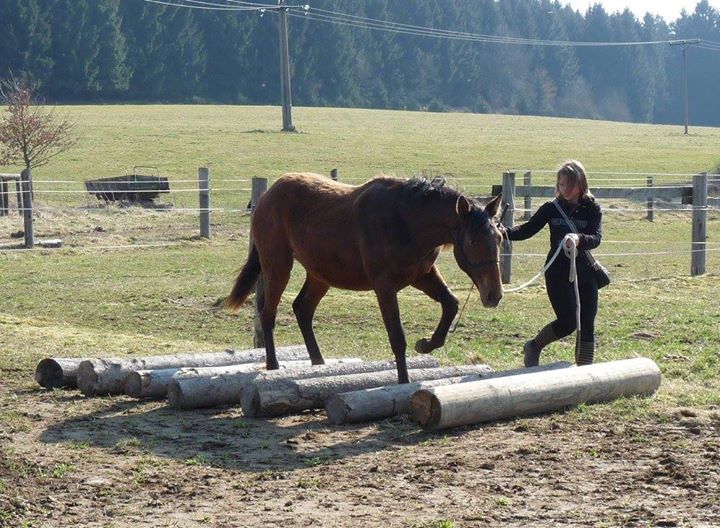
[484,194,502,218]
[456,195,472,217]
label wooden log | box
[325,361,572,425]
[77,345,308,396]
[244,364,492,418]
[35,358,84,389]
[169,356,438,411]
[125,359,351,400]
[411,358,661,431]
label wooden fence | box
[0,173,22,217]
[0,170,34,248]
[497,171,710,280]
[242,169,714,343]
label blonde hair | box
[555,160,594,201]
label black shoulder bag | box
[553,200,610,289]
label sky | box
[563,0,720,21]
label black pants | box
[545,271,598,342]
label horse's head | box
[453,194,503,308]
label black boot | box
[576,340,595,366]
[523,324,559,367]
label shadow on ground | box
[38,395,452,473]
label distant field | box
[1,105,719,527]
[13,104,720,204]
[1,103,718,394]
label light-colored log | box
[125,362,263,400]
[325,361,572,425]
[125,359,343,400]
[244,364,490,418]
[169,356,438,411]
[35,358,84,389]
[167,358,364,409]
[411,358,661,431]
[77,345,308,396]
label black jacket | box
[506,197,603,278]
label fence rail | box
[499,171,710,279]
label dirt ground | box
[1,376,719,528]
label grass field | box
[1,105,719,527]
[1,104,719,402]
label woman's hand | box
[496,223,508,239]
[564,233,580,248]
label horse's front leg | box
[411,266,459,354]
[374,284,409,384]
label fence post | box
[646,176,654,222]
[250,177,269,348]
[691,172,708,276]
[0,178,7,216]
[500,171,516,284]
[198,167,211,238]
[20,169,34,249]
[330,168,338,181]
[523,171,532,220]
[14,179,21,212]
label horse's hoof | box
[414,338,435,354]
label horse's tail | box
[225,243,261,311]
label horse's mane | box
[397,176,461,203]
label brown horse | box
[226,173,503,384]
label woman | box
[502,160,602,367]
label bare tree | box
[0,75,76,171]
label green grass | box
[0,105,718,413]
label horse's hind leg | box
[292,276,330,365]
[411,266,459,354]
[258,251,293,370]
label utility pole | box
[278,0,295,132]
[669,39,700,135]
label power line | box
[148,0,694,48]
[287,6,678,48]
[143,0,269,11]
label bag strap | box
[553,199,579,234]
[553,199,598,265]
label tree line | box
[1,0,719,125]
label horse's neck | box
[407,195,460,249]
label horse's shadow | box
[39,397,443,473]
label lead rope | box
[564,236,581,341]
[450,234,580,338]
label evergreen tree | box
[90,0,131,96]
[0,0,52,86]
[47,0,92,99]
[2,0,719,125]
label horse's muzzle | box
[477,285,502,308]
[481,293,502,308]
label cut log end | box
[410,389,441,430]
[34,359,65,389]
[324,396,350,425]
[124,371,146,398]
[167,380,184,409]
[77,361,101,396]
[240,387,261,418]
